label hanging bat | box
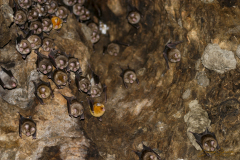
[46,0,58,14]
[51,16,63,31]
[35,3,48,17]
[42,18,53,34]
[55,6,69,22]
[103,41,129,56]
[67,55,82,73]
[48,49,69,70]
[29,20,43,35]
[0,67,18,90]
[50,69,69,89]
[60,94,84,119]
[75,72,91,93]
[126,2,143,29]
[18,112,37,139]
[35,50,53,78]
[33,79,54,104]
[88,65,107,102]
[13,0,27,29]
[133,142,161,160]
[163,41,183,69]
[120,66,139,88]
[18,0,32,10]
[27,7,39,22]
[63,0,77,7]
[16,32,32,60]
[87,97,105,121]
[190,128,220,157]
[73,6,90,22]
[42,37,55,52]
[27,32,42,50]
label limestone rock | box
[201,44,236,74]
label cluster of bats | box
[0,0,221,159]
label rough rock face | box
[201,44,236,74]
[1,0,240,159]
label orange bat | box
[51,16,63,30]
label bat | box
[18,112,37,139]
[27,6,39,22]
[15,32,32,60]
[103,41,129,56]
[133,142,161,160]
[67,55,82,73]
[33,79,54,104]
[48,49,69,70]
[120,66,139,88]
[46,0,58,14]
[87,97,105,122]
[35,50,53,78]
[51,16,63,31]
[42,37,55,52]
[126,2,143,29]
[27,33,42,50]
[29,20,43,35]
[163,41,183,69]
[55,6,69,22]
[63,0,77,7]
[42,18,53,34]
[50,69,69,89]
[0,67,18,90]
[75,72,91,93]
[13,0,27,29]
[88,65,107,102]
[35,3,48,17]
[190,128,220,157]
[60,93,84,119]
[18,0,32,10]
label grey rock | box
[196,71,209,87]
[201,44,236,74]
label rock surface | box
[201,44,236,74]
[1,0,240,159]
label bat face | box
[77,0,85,5]
[0,68,18,89]
[73,4,84,16]
[16,39,32,55]
[77,76,91,92]
[53,70,68,86]
[63,0,77,6]
[51,16,63,30]
[107,43,120,56]
[202,136,218,152]
[90,31,100,44]
[87,23,98,32]
[27,35,41,50]
[21,121,36,137]
[79,7,90,21]
[37,0,47,5]
[55,6,68,20]
[55,55,68,69]
[142,152,159,160]
[68,58,80,72]
[38,58,53,75]
[123,70,137,84]
[168,48,181,63]
[90,83,103,97]
[29,21,42,35]
[18,0,32,9]
[27,8,39,22]
[90,102,105,117]
[42,38,54,52]
[133,143,161,160]
[35,3,48,17]
[128,11,141,24]
[42,18,53,32]
[190,128,220,156]
[46,1,58,14]
[14,10,27,25]
[70,101,84,117]
[37,84,51,99]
